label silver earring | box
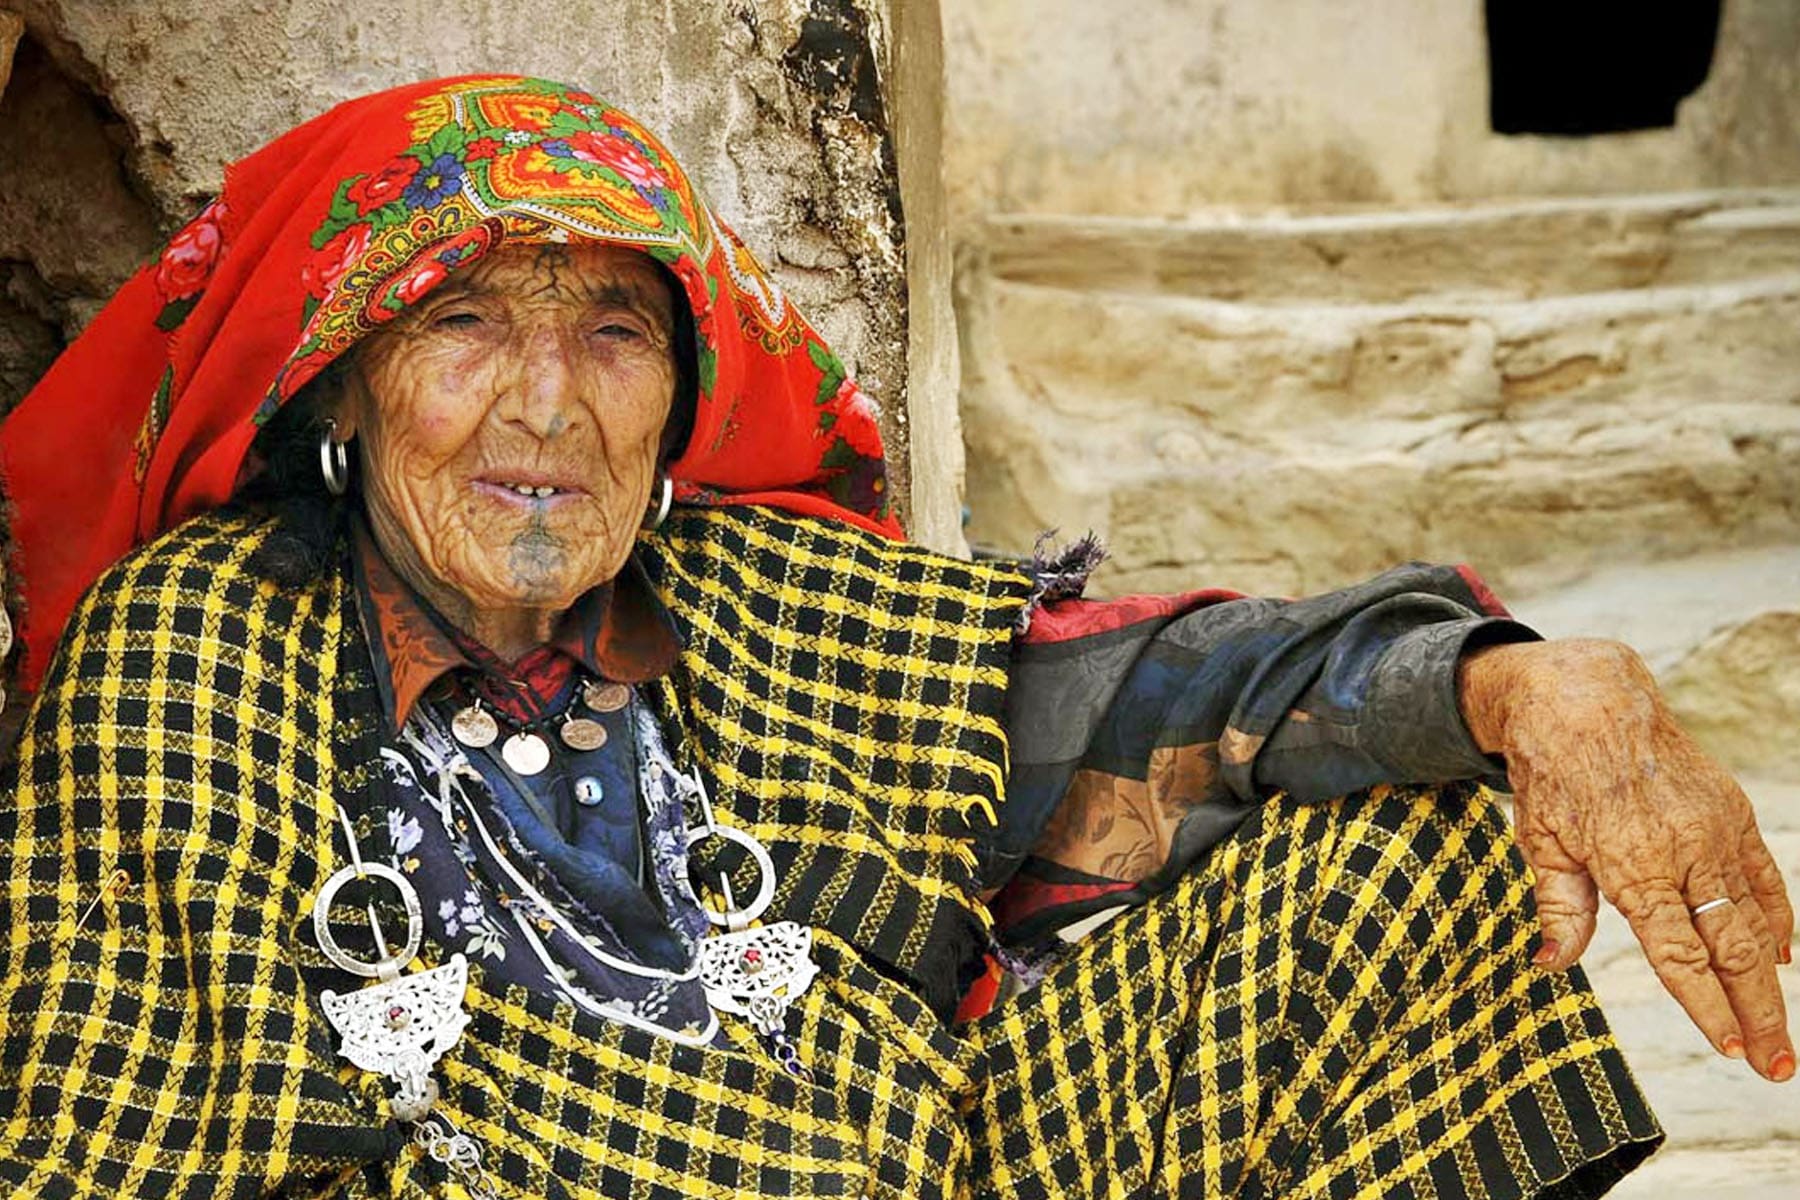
[320,419,351,496]
[643,477,673,531]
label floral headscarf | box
[0,75,899,691]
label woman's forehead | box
[437,243,671,309]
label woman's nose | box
[504,326,585,438]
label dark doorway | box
[1486,0,1723,135]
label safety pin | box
[74,867,130,934]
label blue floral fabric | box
[374,692,718,1042]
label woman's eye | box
[594,322,642,340]
[433,311,484,329]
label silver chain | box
[413,1113,501,1200]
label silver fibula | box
[697,923,819,1037]
[451,703,499,749]
[583,680,630,712]
[501,730,551,775]
[312,858,470,1123]
[320,956,472,1123]
[683,766,818,1046]
[559,716,608,752]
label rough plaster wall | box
[0,0,963,541]
[942,0,1800,222]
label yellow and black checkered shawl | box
[0,503,1035,1196]
[0,505,1660,1198]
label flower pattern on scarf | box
[153,199,229,311]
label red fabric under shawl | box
[1,74,901,691]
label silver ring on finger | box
[1690,897,1735,918]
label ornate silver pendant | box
[451,704,499,749]
[560,716,608,752]
[501,731,551,775]
[320,955,472,1123]
[583,680,630,712]
[681,765,819,1055]
[697,922,819,1036]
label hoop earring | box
[643,477,673,531]
[320,419,352,496]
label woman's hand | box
[1459,638,1796,1082]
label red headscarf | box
[1,74,901,690]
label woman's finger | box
[1722,861,1777,962]
[1529,860,1599,970]
[1739,820,1796,963]
[1510,782,1601,969]
[1685,865,1794,1080]
[1612,876,1744,1056]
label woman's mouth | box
[475,478,586,505]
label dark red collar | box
[349,518,680,729]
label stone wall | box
[943,0,1800,221]
[0,0,966,549]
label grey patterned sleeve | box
[1250,595,1540,802]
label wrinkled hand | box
[1460,639,1796,1082]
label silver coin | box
[451,704,499,749]
[582,681,630,713]
[574,776,605,806]
[560,717,609,752]
[500,731,552,776]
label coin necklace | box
[450,676,630,774]
[444,685,820,1072]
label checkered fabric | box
[638,505,1035,1018]
[0,509,1658,1198]
[965,782,1663,1200]
[0,510,390,1197]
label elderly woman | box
[0,76,1789,1199]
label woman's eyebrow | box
[586,281,666,312]
[419,270,666,314]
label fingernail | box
[1780,944,1793,966]
[1722,1035,1746,1060]
[1770,1050,1795,1083]
[1533,941,1560,968]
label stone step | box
[982,190,1800,304]
[976,264,1800,458]
[959,192,1800,601]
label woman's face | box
[340,243,676,630]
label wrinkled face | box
[339,243,676,622]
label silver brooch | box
[683,768,818,1073]
[312,840,471,1123]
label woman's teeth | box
[506,484,560,498]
